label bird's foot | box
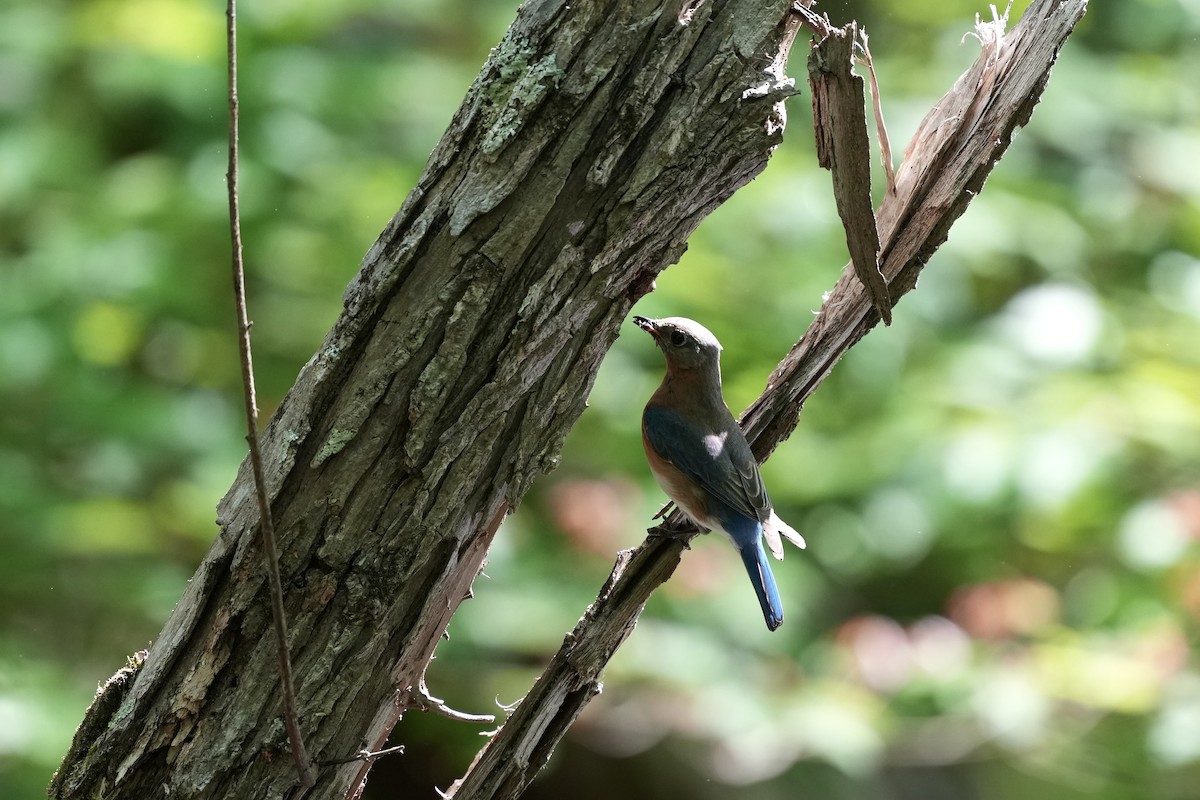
[647,518,700,548]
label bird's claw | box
[647,519,699,547]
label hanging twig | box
[858,31,896,195]
[225,0,316,788]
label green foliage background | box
[3,0,1198,797]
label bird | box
[633,315,806,631]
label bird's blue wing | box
[643,405,771,525]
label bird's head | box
[633,315,723,374]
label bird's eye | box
[668,330,689,347]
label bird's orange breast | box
[642,420,714,530]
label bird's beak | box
[633,315,658,336]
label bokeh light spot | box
[999,283,1103,365]
[1118,499,1191,570]
[72,302,142,366]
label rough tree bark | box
[50,0,1089,798]
[50,0,804,798]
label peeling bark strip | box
[50,1,805,798]
[447,1,1087,799]
[808,22,891,325]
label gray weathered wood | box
[49,1,806,798]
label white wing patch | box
[703,430,728,459]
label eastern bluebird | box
[634,315,805,631]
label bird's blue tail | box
[737,538,784,631]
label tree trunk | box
[49,0,804,798]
